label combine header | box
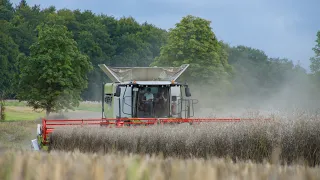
[31,64,270,151]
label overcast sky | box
[11,0,320,71]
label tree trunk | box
[0,103,5,121]
[0,104,2,121]
[0,96,4,121]
[46,107,51,117]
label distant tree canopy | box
[0,0,318,110]
[310,31,320,78]
[152,15,232,90]
[0,30,19,97]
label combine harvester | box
[31,64,271,150]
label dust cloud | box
[191,69,320,118]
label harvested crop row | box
[1,150,320,180]
[50,117,320,166]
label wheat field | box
[0,150,320,180]
[2,110,320,179]
[49,113,320,167]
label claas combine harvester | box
[31,64,269,151]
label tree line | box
[1,0,320,114]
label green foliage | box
[307,31,320,103]
[310,31,320,75]
[43,11,168,100]
[71,10,115,100]
[0,21,19,97]
[16,23,92,116]
[226,45,270,97]
[0,0,14,21]
[9,0,42,56]
[153,15,232,89]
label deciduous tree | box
[152,15,232,89]
[16,23,92,116]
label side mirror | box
[115,86,121,97]
[185,87,191,97]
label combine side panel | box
[179,85,191,118]
[170,86,181,118]
[119,86,132,118]
[104,83,116,118]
